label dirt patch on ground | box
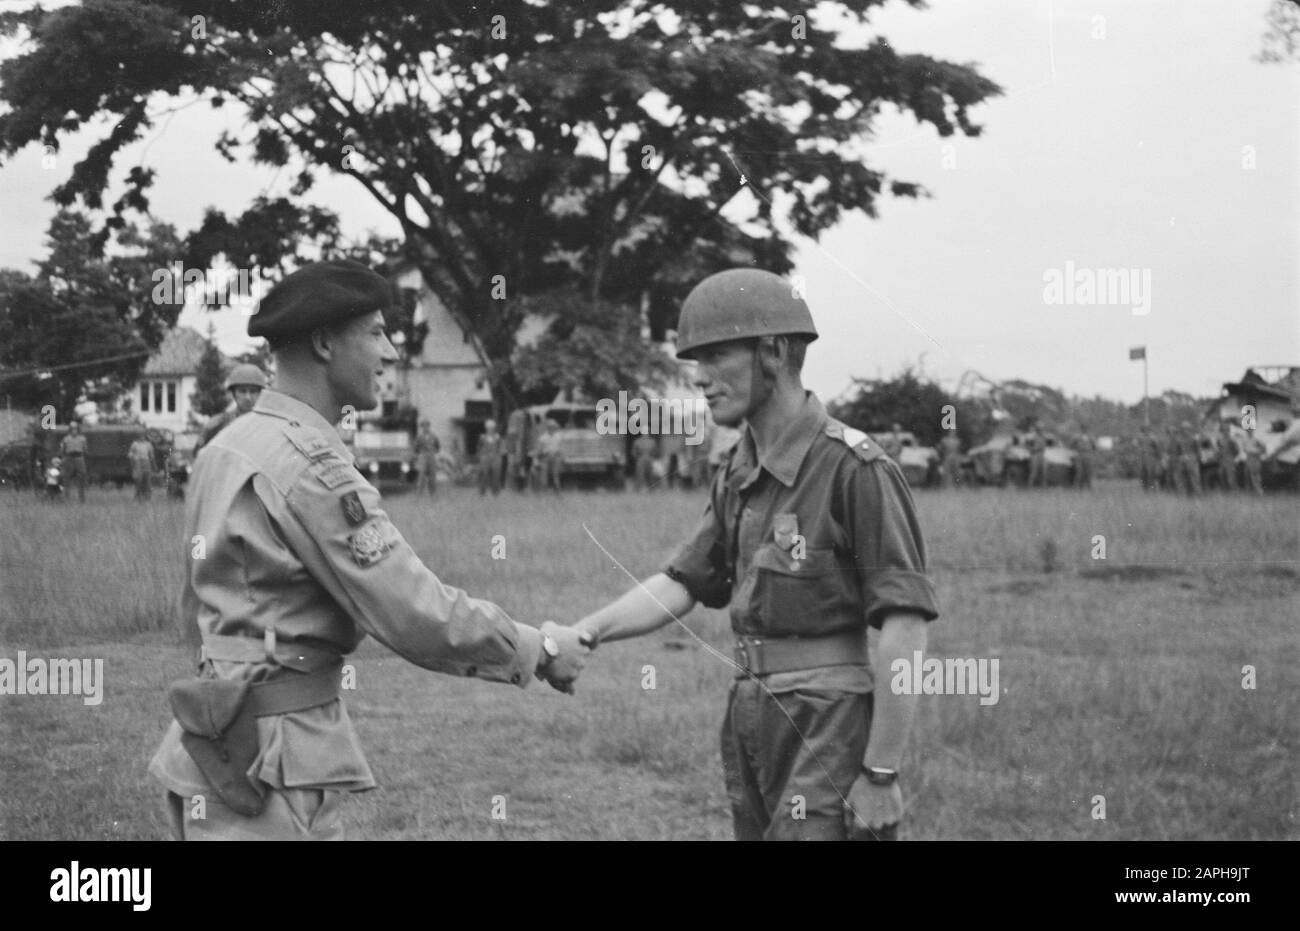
[1078,566,1189,582]
[985,579,1052,595]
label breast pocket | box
[750,545,846,636]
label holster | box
[167,659,344,817]
[168,677,264,816]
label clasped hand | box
[536,621,595,694]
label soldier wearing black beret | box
[150,260,592,839]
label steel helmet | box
[225,363,268,391]
[674,269,818,360]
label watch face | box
[543,635,559,658]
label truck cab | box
[509,402,625,489]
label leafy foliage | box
[0,210,185,419]
[191,336,229,418]
[0,0,1000,408]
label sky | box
[0,0,1296,405]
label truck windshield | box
[547,409,596,430]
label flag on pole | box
[1129,346,1146,361]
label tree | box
[0,210,186,420]
[828,368,970,449]
[1259,0,1300,62]
[512,289,679,403]
[191,329,229,418]
[0,0,1000,413]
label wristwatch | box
[536,631,560,679]
[862,766,898,787]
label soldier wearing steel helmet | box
[195,363,269,453]
[567,268,939,841]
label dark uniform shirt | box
[666,393,939,694]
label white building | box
[367,262,494,457]
[131,327,212,434]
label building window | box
[153,382,163,414]
[166,381,177,413]
[140,382,150,412]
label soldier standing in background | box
[632,433,658,492]
[1176,422,1202,496]
[197,364,268,453]
[880,422,905,460]
[1137,425,1162,491]
[1216,422,1239,492]
[478,419,503,496]
[1241,429,1265,496]
[413,419,440,496]
[58,421,88,503]
[128,433,156,501]
[1026,425,1047,488]
[939,429,962,488]
[1072,425,1096,490]
[532,418,564,494]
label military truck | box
[869,431,940,487]
[36,424,171,488]
[964,430,1076,486]
[506,402,625,490]
[350,423,417,490]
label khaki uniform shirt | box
[150,389,543,798]
[59,433,88,457]
[196,409,239,452]
[128,439,155,469]
[537,433,562,458]
[666,393,939,695]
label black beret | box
[249,259,394,343]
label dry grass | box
[1,481,1296,839]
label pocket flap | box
[168,678,251,739]
[751,544,835,577]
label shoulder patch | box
[282,422,337,461]
[348,520,391,568]
[313,457,358,490]
[340,490,368,527]
[825,421,885,463]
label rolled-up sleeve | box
[844,458,940,628]
[266,465,541,687]
[664,477,732,609]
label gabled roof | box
[141,327,212,377]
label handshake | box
[533,621,598,694]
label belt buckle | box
[734,637,766,675]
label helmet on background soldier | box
[225,364,268,391]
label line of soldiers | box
[476,418,564,495]
[1135,421,1265,495]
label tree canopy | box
[0,0,1000,408]
[0,210,186,419]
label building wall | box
[134,374,197,434]
[403,365,492,461]
[387,265,493,460]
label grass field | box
[1,480,1296,840]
